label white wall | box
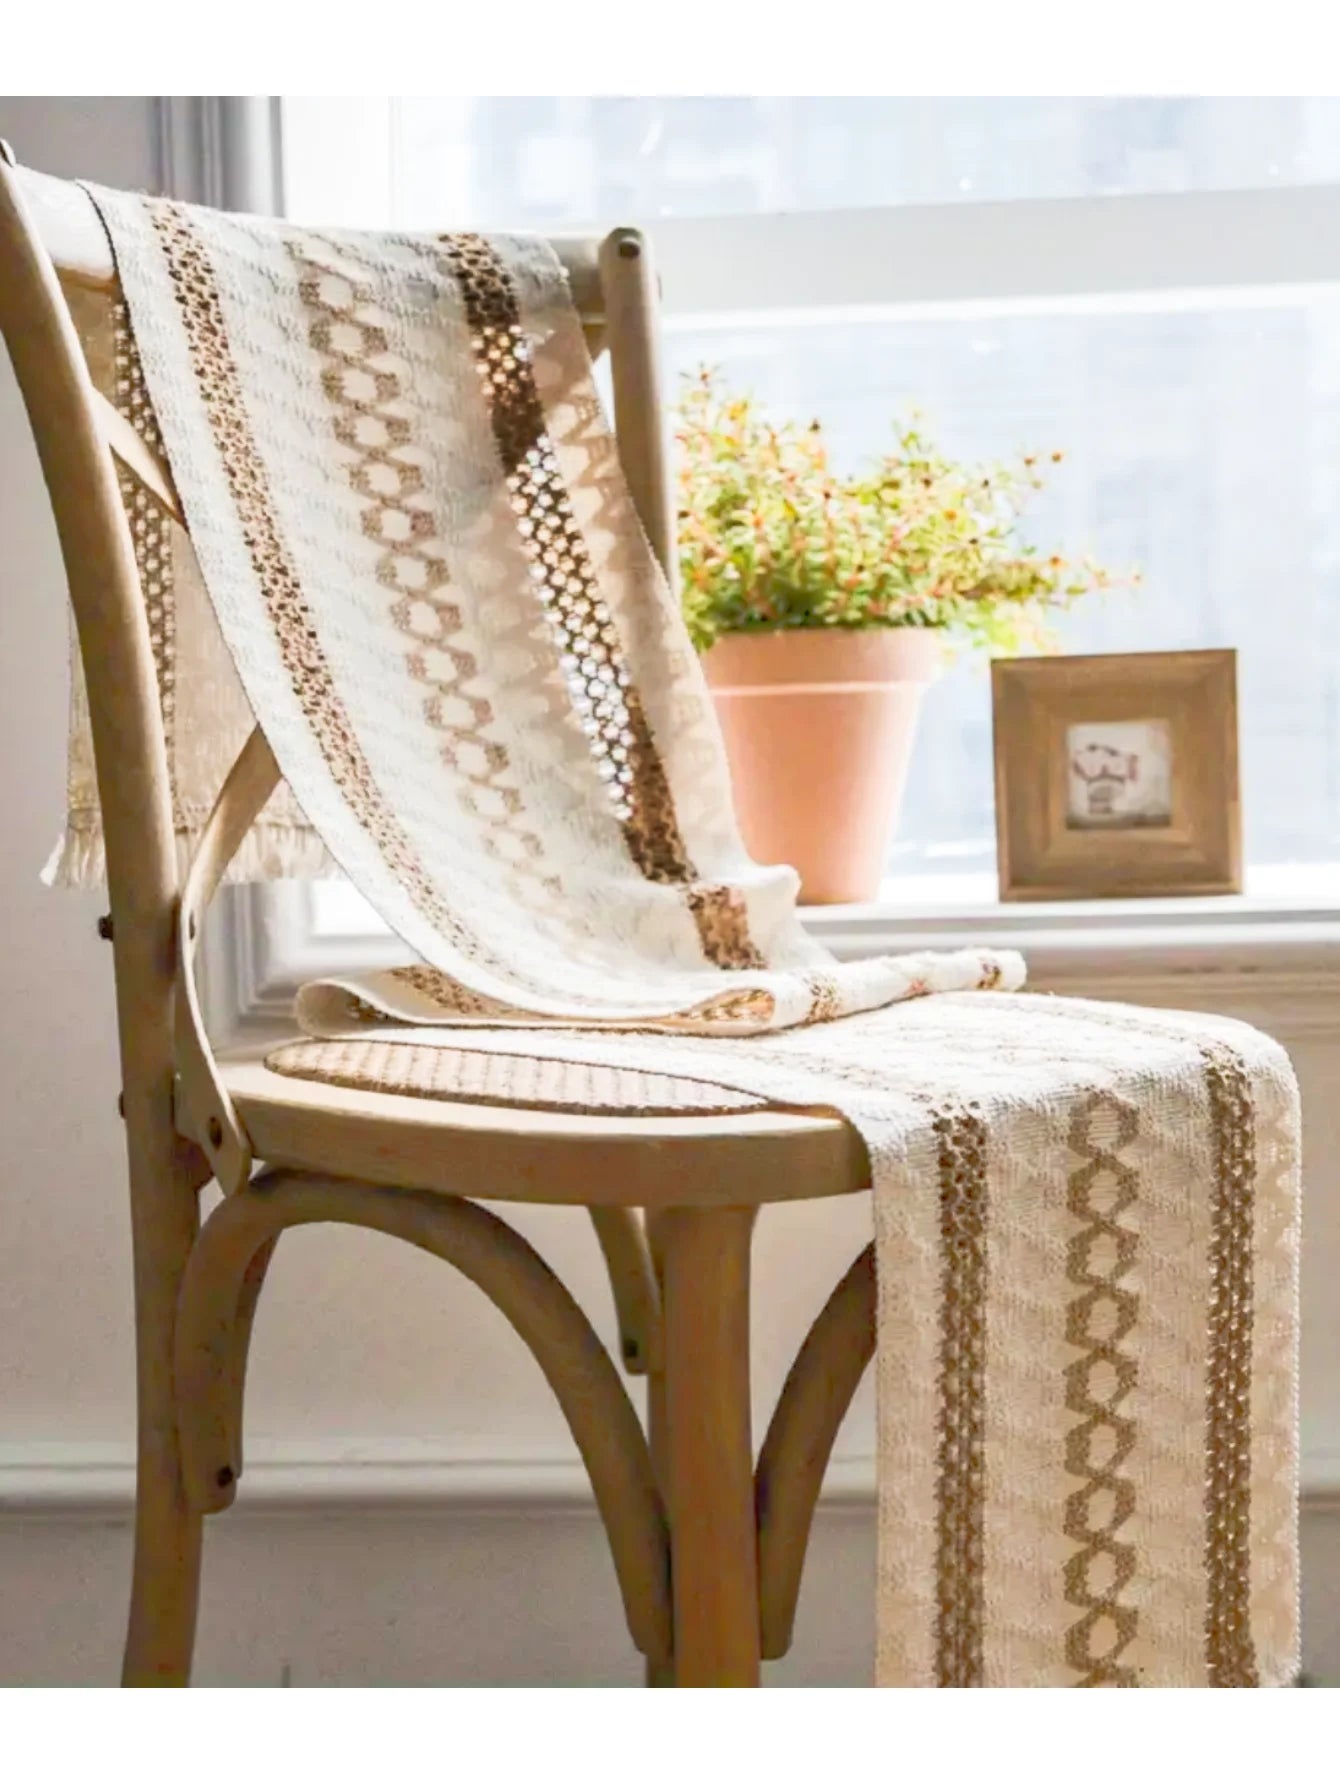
[0,97,165,1450]
[0,97,1336,1688]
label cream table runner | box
[70,182,1300,1685]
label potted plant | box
[676,369,1129,903]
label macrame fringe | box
[40,820,339,889]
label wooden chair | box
[0,150,878,1688]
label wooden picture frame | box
[991,648,1241,901]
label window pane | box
[390,97,1340,228]
[666,302,1340,882]
[278,98,1340,906]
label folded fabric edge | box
[291,947,1031,1040]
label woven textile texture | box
[278,995,1302,1689]
[82,181,1301,1684]
[43,282,331,887]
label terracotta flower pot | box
[702,627,942,905]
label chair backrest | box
[0,145,674,1181]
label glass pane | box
[665,301,1340,885]
[390,97,1340,229]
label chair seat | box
[220,1045,869,1210]
[267,1033,773,1115]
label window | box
[287,96,1340,224]
[275,96,1340,954]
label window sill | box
[206,876,1340,1049]
[809,879,1340,1039]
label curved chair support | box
[224,1234,279,1481]
[755,1243,876,1660]
[175,1171,671,1665]
[587,1207,660,1374]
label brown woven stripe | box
[440,231,763,972]
[802,971,844,1026]
[288,240,555,910]
[685,884,766,972]
[148,201,515,974]
[111,299,178,815]
[1202,1042,1259,1687]
[440,234,686,872]
[932,1103,989,1687]
[1062,1090,1140,1686]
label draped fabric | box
[73,181,1300,1684]
[44,277,330,887]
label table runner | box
[45,275,330,886]
[77,181,1301,1683]
[276,992,1301,1688]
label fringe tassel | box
[40,821,340,889]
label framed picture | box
[991,649,1241,901]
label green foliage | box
[675,367,1135,654]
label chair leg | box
[642,1351,674,1687]
[123,1473,203,1688]
[659,1205,760,1687]
[121,1136,207,1687]
[642,1211,674,1688]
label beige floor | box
[0,1501,1335,1686]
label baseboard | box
[0,1443,607,1517]
[3,1439,1336,1521]
[0,1442,879,1519]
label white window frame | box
[184,97,1340,1045]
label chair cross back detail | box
[0,145,869,1691]
[0,154,701,1188]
